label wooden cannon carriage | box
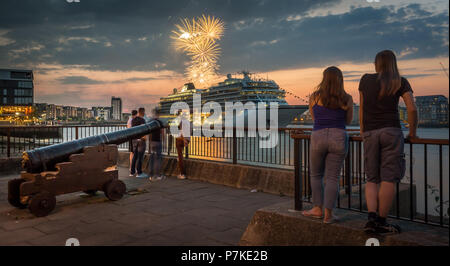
[7,120,163,217]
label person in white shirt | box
[127,110,137,128]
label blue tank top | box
[312,104,347,131]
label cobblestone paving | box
[0,168,290,246]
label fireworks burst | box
[172,15,224,87]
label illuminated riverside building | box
[416,95,449,127]
[111,97,122,121]
[158,72,287,117]
[0,69,34,124]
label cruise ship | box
[159,72,288,116]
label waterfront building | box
[399,106,408,123]
[416,95,449,127]
[351,104,360,125]
[0,69,34,124]
[92,106,111,121]
[111,97,122,121]
[122,112,131,122]
[63,106,77,119]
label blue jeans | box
[149,141,162,176]
[309,128,348,210]
[131,139,146,175]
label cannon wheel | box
[29,191,56,217]
[8,178,28,209]
[83,190,98,196]
[104,180,126,201]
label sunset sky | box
[0,0,448,112]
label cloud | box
[0,0,447,86]
[57,76,104,85]
[398,47,419,58]
[0,29,15,46]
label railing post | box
[7,127,11,158]
[167,133,171,156]
[232,127,237,164]
[294,138,303,211]
[75,126,79,140]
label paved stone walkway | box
[0,168,290,246]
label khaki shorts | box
[362,127,406,183]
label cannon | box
[8,120,162,217]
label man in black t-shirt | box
[130,107,148,178]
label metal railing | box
[0,124,128,157]
[161,127,298,168]
[291,133,449,228]
[1,124,448,228]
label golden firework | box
[171,15,225,87]
[197,15,224,41]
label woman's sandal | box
[323,215,339,224]
[301,209,323,219]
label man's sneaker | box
[177,174,186,180]
[129,173,135,177]
[136,173,149,179]
[375,222,402,235]
[364,220,378,234]
[155,175,166,181]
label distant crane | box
[440,62,449,78]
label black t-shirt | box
[359,73,413,132]
[151,118,162,142]
[131,116,146,127]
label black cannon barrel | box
[22,120,163,173]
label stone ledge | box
[117,152,294,197]
[239,201,449,246]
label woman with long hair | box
[302,66,353,224]
[359,50,418,234]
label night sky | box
[0,0,448,111]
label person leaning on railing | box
[359,50,418,235]
[127,110,138,172]
[148,107,166,181]
[301,66,353,224]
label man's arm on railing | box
[402,91,418,140]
